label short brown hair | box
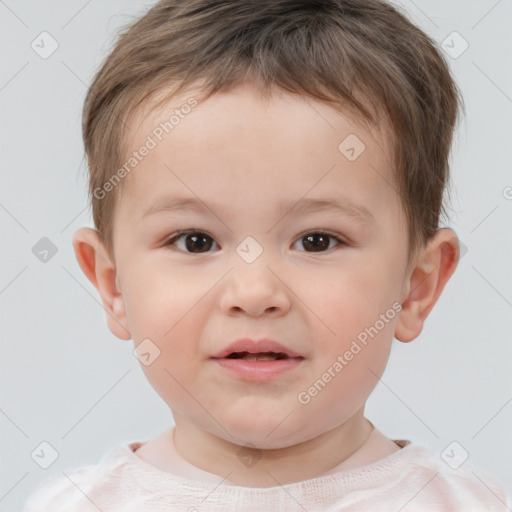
[82,0,463,262]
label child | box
[23,0,510,510]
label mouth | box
[210,338,304,379]
[224,351,292,361]
[211,338,303,360]
[211,350,304,380]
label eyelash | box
[163,229,347,254]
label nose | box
[219,261,291,317]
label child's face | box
[101,84,414,448]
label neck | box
[172,412,375,487]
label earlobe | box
[72,227,131,341]
[395,228,460,343]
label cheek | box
[310,264,398,332]
[307,265,399,385]
[121,261,203,340]
[126,281,211,413]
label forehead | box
[126,83,392,154]
[119,84,399,221]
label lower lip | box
[211,357,304,380]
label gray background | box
[1,0,511,509]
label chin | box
[217,417,312,451]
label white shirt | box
[22,427,510,511]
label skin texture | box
[73,83,460,487]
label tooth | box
[241,353,279,361]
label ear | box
[72,227,131,340]
[395,228,460,343]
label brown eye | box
[294,232,344,252]
[165,231,218,253]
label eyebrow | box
[142,195,375,225]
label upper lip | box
[211,338,303,359]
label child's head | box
[74,0,461,450]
